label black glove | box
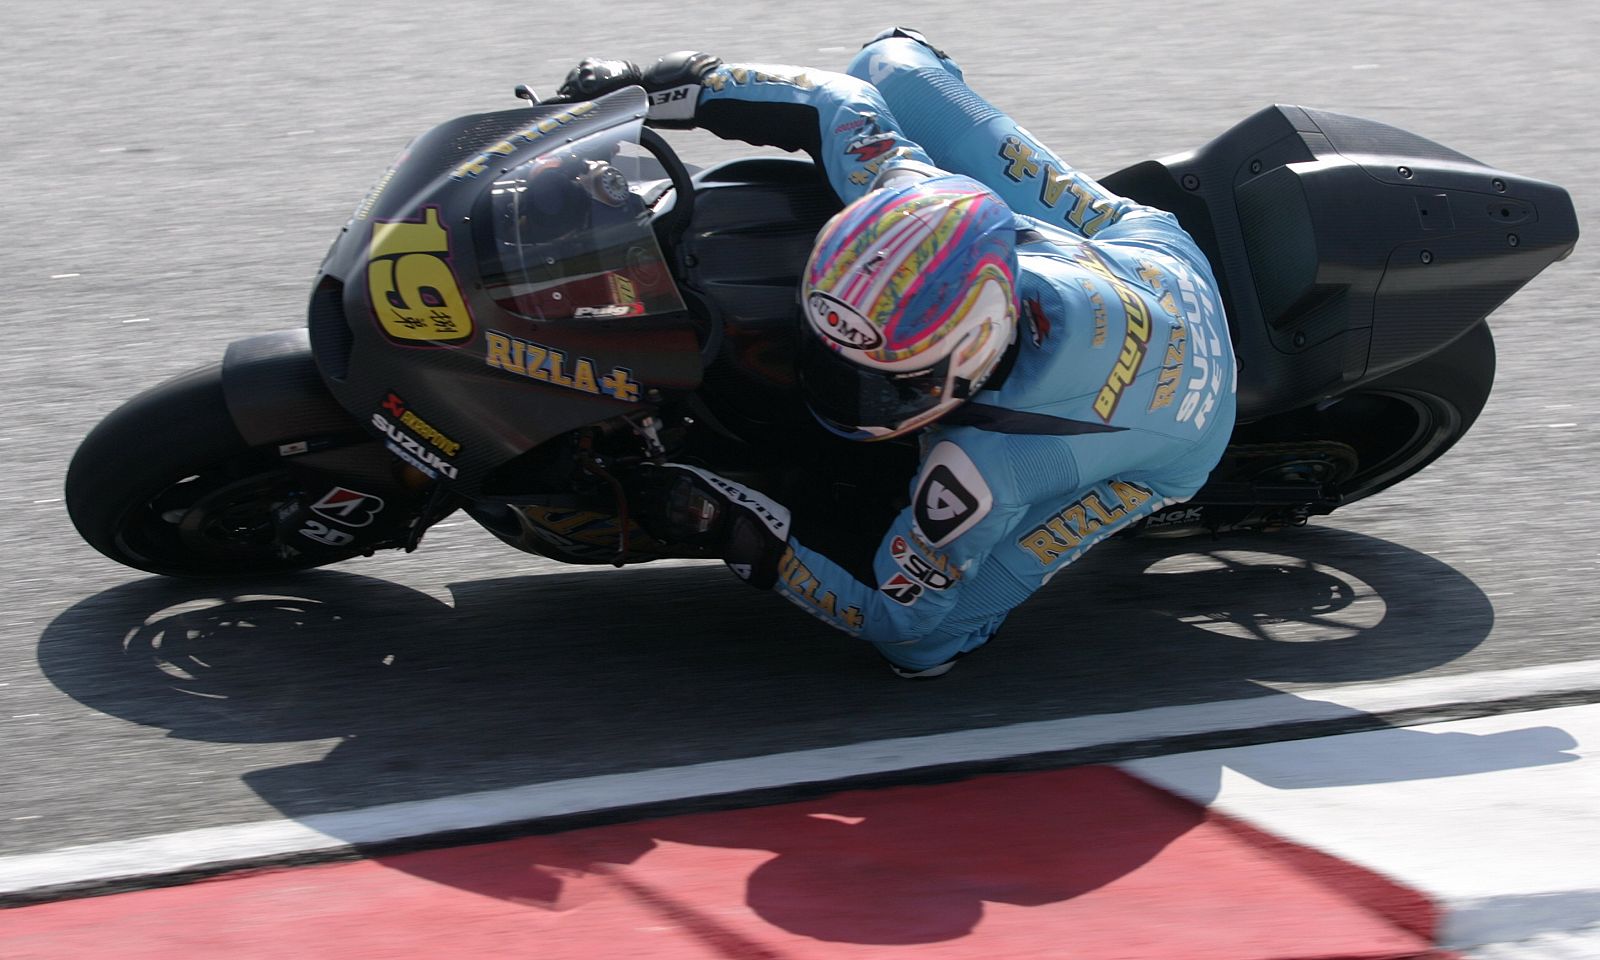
[555,57,642,100]
[555,51,722,125]
[862,26,951,60]
[636,463,789,588]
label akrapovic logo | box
[371,413,459,479]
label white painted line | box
[2,658,1600,898]
[1470,920,1600,959]
[49,273,79,279]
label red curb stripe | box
[1206,806,1444,942]
[0,767,1438,959]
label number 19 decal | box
[367,207,475,344]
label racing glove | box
[636,464,789,588]
[555,51,721,125]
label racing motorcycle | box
[65,87,1578,576]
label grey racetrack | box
[1,0,1596,859]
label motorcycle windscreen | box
[473,123,686,323]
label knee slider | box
[847,35,964,86]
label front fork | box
[221,329,447,561]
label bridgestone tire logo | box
[880,572,923,605]
[310,486,386,528]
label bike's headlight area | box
[474,129,685,323]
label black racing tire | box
[1319,321,1496,507]
[1226,322,1497,517]
[65,362,367,577]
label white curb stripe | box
[4,657,1600,897]
[1127,702,1600,951]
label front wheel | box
[66,363,380,577]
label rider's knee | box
[846,34,964,88]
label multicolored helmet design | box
[798,174,1018,440]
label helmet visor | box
[798,335,951,436]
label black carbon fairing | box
[308,88,702,497]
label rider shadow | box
[35,525,1580,945]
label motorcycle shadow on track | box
[36,525,1579,945]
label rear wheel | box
[1317,321,1495,507]
[1145,322,1497,535]
[66,363,370,577]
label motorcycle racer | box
[558,29,1237,677]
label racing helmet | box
[798,174,1018,440]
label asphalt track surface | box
[1,0,1597,865]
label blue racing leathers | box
[683,40,1237,670]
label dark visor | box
[798,335,951,432]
